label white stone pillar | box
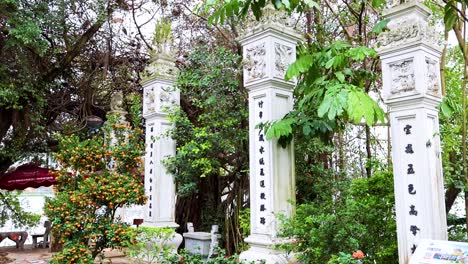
[238,6,301,264]
[142,46,180,231]
[377,2,448,263]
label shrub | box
[278,171,397,264]
[45,95,147,263]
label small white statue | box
[110,91,125,111]
[187,222,195,233]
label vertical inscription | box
[147,125,155,218]
[403,121,419,256]
[256,99,268,227]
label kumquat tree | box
[45,95,147,264]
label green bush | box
[278,171,397,264]
[126,226,177,264]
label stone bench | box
[0,231,28,249]
[32,221,51,248]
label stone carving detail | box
[143,59,177,79]
[378,16,438,50]
[240,4,296,36]
[274,43,293,79]
[159,86,176,110]
[144,87,156,114]
[389,59,415,95]
[425,57,440,96]
[110,91,125,111]
[144,85,176,114]
[244,43,267,83]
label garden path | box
[0,247,133,263]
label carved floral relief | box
[389,59,415,95]
[144,87,156,114]
[142,59,177,80]
[274,43,293,79]
[244,43,267,83]
[425,57,440,96]
[159,86,176,111]
[378,16,438,50]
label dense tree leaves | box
[0,0,147,173]
[0,0,148,227]
[165,46,249,254]
[45,98,146,263]
[279,171,397,263]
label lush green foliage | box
[266,41,384,144]
[278,171,397,264]
[126,226,177,264]
[0,191,40,228]
[128,226,242,264]
[45,96,146,263]
[166,46,249,253]
[440,46,468,238]
[0,0,147,229]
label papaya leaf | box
[444,4,458,30]
[265,118,296,140]
[440,100,453,118]
[371,19,390,34]
[325,57,335,69]
[335,71,345,83]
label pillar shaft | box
[239,7,301,263]
[142,54,180,228]
[377,2,447,263]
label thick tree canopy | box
[0,0,147,173]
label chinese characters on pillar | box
[256,99,268,227]
[147,125,155,218]
[404,122,419,254]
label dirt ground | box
[0,247,133,264]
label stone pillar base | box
[166,232,183,253]
[239,246,291,264]
[239,237,296,264]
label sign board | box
[410,239,468,264]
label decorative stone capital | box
[239,4,298,40]
[142,34,178,83]
[142,55,178,83]
[377,1,440,55]
[142,79,179,119]
[377,1,442,106]
[238,5,302,89]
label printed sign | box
[410,239,468,264]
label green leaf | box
[371,19,390,34]
[303,0,320,9]
[317,95,333,118]
[274,0,282,8]
[346,89,385,126]
[302,125,312,136]
[440,100,453,117]
[371,0,386,8]
[444,4,458,30]
[285,54,313,80]
[325,57,335,69]
[335,72,345,83]
[265,118,295,140]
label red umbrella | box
[0,164,57,191]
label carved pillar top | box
[238,4,301,41]
[238,5,302,90]
[377,0,442,107]
[141,40,178,83]
[377,1,440,55]
[141,37,180,119]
